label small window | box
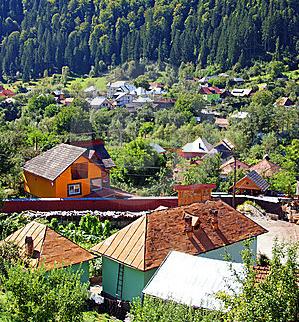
[68,183,81,196]
[71,163,88,180]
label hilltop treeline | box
[0,0,298,79]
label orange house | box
[23,143,114,198]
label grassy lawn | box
[83,311,121,322]
[67,76,107,92]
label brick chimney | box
[174,184,216,206]
[25,236,34,257]
[184,215,193,233]
[210,209,219,231]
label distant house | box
[107,81,136,98]
[2,221,94,283]
[199,86,226,102]
[250,155,281,178]
[143,251,244,310]
[149,143,166,154]
[84,86,98,98]
[232,77,245,85]
[179,137,213,159]
[0,87,15,98]
[230,111,249,119]
[91,184,266,301]
[220,158,250,176]
[230,89,252,97]
[89,96,113,109]
[112,92,134,107]
[51,90,65,102]
[209,139,235,161]
[215,118,229,129]
[153,98,176,109]
[23,140,115,198]
[233,170,270,195]
[274,97,294,107]
[61,97,74,106]
[200,108,221,122]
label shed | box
[143,251,244,310]
[2,221,94,282]
[233,170,270,195]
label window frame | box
[67,183,82,196]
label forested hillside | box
[1,0,298,79]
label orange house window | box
[68,183,81,196]
[71,163,88,180]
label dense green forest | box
[1,0,298,80]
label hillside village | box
[0,61,299,321]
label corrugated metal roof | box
[23,143,87,181]
[143,251,244,310]
[91,200,267,271]
[246,170,270,191]
[91,216,146,270]
[3,221,94,269]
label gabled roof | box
[23,144,87,181]
[90,96,110,107]
[236,170,270,191]
[143,251,244,310]
[215,118,229,128]
[200,86,224,95]
[250,158,281,178]
[3,221,94,269]
[231,89,252,97]
[84,86,97,92]
[220,157,249,170]
[149,143,166,154]
[71,140,115,169]
[182,137,213,153]
[91,200,267,271]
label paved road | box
[249,216,299,259]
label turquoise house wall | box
[70,261,90,284]
[45,261,90,284]
[102,256,156,301]
[198,238,257,263]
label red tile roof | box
[0,89,15,97]
[92,200,267,271]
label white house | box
[113,92,134,107]
[107,81,136,98]
[89,96,113,109]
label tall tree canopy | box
[1,0,298,79]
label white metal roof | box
[143,251,244,311]
[90,96,108,106]
[182,137,213,153]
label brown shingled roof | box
[91,200,267,271]
[250,159,281,178]
[23,143,87,181]
[3,221,94,269]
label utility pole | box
[232,153,237,209]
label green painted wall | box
[198,238,257,263]
[102,256,156,301]
[102,256,119,297]
[71,261,90,284]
